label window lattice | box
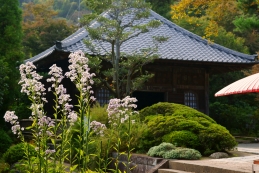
[184,92,197,109]
[95,88,110,106]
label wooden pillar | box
[205,69,209,115]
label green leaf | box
[70,164,78,171]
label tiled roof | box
[27,10,257,64]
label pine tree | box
[83,0,166,98]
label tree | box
[83,0,165,98]
[170,0,241,39]
[22,0,75,57]
[170,0,259,130]
[232,0,259,102]
[146,0,176,19]
[233,0,259,54]
[0,0,24,126]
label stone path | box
[237,143,259,154]
[173,144,259,173]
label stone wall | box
[110,153,168,173]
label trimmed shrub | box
[163,148,202,160]
[147,142,201,160]
[163,130,200,148]
[139,102,237,154]
[0,129,12,154]
[199,124,237,153]
[139,102,176,121]
[3,143,36,165]
[147,142,176,157]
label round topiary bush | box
[3,143,36,165]
[139,102,237,155]
[0,129,12,154]
[139,102,176,121]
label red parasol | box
[215,73,259,97]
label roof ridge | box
[25,46,55,63]
[61,27,88,47]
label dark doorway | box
[132,91,165,110]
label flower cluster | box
[38,116,55,127]
[67,111,78,125]
[90,121,106,136]
[4,111,23,135]
[47,64,76,126]
[47,65,74,113]
[47,64,64,85]
[107,96,138,126]
[65,50,96,103]
[19,62,47,103]
[3,51,103,172]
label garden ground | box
[171,143,259,173]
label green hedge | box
[139,102,237,155]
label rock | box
[209,152,229,159]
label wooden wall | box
[136,63,209,114]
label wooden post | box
[205,69,209,115]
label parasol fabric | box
[215,73,259,97]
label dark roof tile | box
[27,10,257,64]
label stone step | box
[158,168,194,173]
[169,160,249,173]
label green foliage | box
[234,15,259,33]
[22,1,75,57]
[209,101,258,135]
[233,15,259,53]
[174,17,250,54]
[139,102,175,121]
[147,142,176,157]
[0,129,12,155]
[3,143,36,165]
[19,0,90,24]
[163,131,200,148]
[0,0,24,127]
[90,103,108,125]
[140,102,215,123]
[199,124,237,152]
[147,142,201,160]
[139,102,237,154]
[146,0,176,19]
[83,0,167,98]
[163,148,202,160]
[9,93,31,120]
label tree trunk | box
[115,38,121,98]
[126,69,131,96]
